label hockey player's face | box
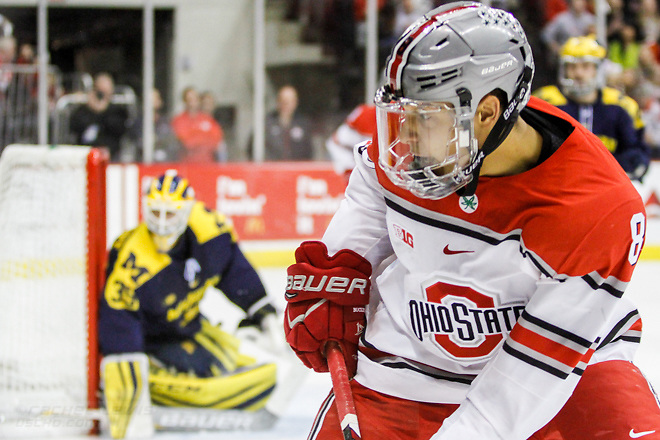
[397,103,458,167]
[564,61,598,84]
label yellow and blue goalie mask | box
[143,170,195,253]
[559,36,606,99]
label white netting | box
[0,145,94,436]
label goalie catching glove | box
[284,241,371,377]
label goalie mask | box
[376,1,534,199]
[559,35,606,100]
[143,170,195,252]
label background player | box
[284,2,660,439]
[325,104,376,182]
[98,170,281,438]
[534,35,651,181]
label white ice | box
[16,260,660,440]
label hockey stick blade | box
[325,340,362,440]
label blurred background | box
[2,0,655,165]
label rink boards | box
[106,160,660,267]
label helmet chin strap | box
[457,65,533,197]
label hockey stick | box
[325,340,362,440]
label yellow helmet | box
[560,35,607,61]
[143,169,195,252]
[559,36,606,98]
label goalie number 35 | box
[629,212,646,266]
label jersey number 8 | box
[628,212,646,265]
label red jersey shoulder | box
[368,97,645,279]
[512,112,644,279]
[347,104,377,136]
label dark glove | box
[237,303,277,332]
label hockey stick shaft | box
[325,340,362,440]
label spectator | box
[541,0,596,59]
[606,0,626,43]
[630,81,660,158]
[534,35,650,180]
[639,30,660,84]
[69,72,130,162]
[639,0,660,44]
[0,33,16,94]
[15,43,34,65]
[200,90,218,119]
[608,17,646,93]
[325,103,376,182]
[199,90,233,160]
[251,84,313,161]
[0,13,13,39]
[171,86,226,163]
[545,0,569,25]
[131,88,180,162]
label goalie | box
[98,170,280,438]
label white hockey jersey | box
[326,104,377,177]
[321,97,646,439]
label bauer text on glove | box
[284,241,371,376]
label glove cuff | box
[238,303,277,330]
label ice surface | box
[13,261,660,440]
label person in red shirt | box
[171,86,226,163]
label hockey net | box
[0,145,108,437]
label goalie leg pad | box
[149,362,277,411]
[195,319,257,371]
[101,353,154,439]
[148,320,252,377]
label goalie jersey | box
[99,201,268,355]
[533,85,650,179]
[322,97,646,438]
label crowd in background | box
[1,0,660,168]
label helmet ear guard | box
[457,64,534,197]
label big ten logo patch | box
[393,224,414,248]
[409,280,525,361]
[295,176,344,235]
[216,176,266,217]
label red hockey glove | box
[284,241,371,377]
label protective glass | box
[375,90,476,199]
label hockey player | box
[325,104,377,182]
[534,35,651,181]
[99,170,280,438]
[284,2,660,440]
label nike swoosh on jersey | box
[443,245,474,255]
[630,429,656,438]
